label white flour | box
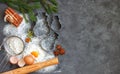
[6,37,24,54]
[3,14,57,73]
[3,14,31,40]
[23,41,46,62]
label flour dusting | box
[3,14,31,40]
[3,14,57,73]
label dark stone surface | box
[1,0,120,74]
[57,0,120,74]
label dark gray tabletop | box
[1,0,120,74]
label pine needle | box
[0,0,58,22]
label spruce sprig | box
[0,0,58,22]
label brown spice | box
[25,37,31,43]
[53,50,59,56]
[59,48,65,55]
[56,45,62,50]
[53,45,66,56]
[4,7,23,27]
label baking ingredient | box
[4,7,23,27]
[6,36,24,55]
[3,15,31,40]
[18,59,25,67]
[33,18,49,37]
[56,45,62,50]
[53,45,65,56]
[23,43,46,62]
[24,55,34,65]
[59,48,65,55]
[53,50,59,56]
[25,37,31,43]
[40,34,56,51]
[31,51,39,58]
[9,56,18,64]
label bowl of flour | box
[3,36,24,55]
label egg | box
[23,55,34,65]
[23,43,46,63]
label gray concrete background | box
[1,0,120,74]
[57,0,120,74]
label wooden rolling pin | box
[1,57,59,74]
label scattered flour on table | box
[3,14,30,40]
[23,41,46,62]
[3,14,57,73]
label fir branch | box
[0,0,58,22]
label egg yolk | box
[31,51,39,58]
